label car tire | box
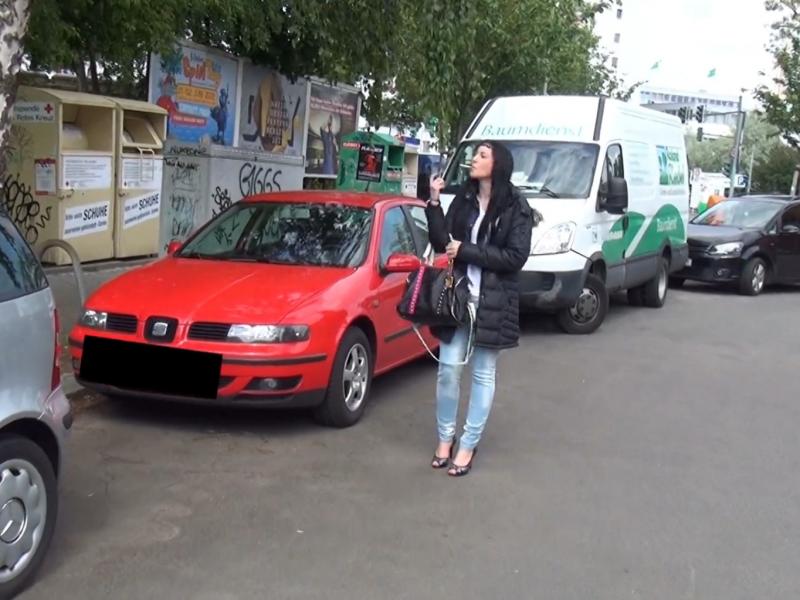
[642,257,670,308]
[739,257,768,296]
[669,276,685,288]
[313,328,373,428]
[556,273,609,334]
[0,434,58,599]
[627,286,644,306]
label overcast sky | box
[608,0,777,107]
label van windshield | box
[443,141,599,199]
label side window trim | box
[402,204,429,258]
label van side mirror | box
[601,177,629,215]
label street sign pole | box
[729,94,744,198]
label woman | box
[426,140,535,477]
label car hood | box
[687,224,754,245]
[87,257,356,324]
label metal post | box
[747,151,755,195]
[729,94,744,198]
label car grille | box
[188,322,231,341]
[106,313,138,333]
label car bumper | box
[69,332,331,409]
[519,269,586,311]
[676,256,743,282]
[40,386,72,475]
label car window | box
[599,144,624,194]
[780,205,800,230]
[0,213,48,302]
[380,207,416,266]
[406,206,429,257]
[179,202,373,267]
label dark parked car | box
[673,195,800,295]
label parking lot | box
[21,283,800,600]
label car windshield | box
[178,202,373,267]
[444,140,599,198]
[692,199,782,229]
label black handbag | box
[397,259,472,328]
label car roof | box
[242,190,417,209]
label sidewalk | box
[47,256,155,396]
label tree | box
[752,143,800,192]
[383,0,617,148]
[0,0,31,179]
[757,0,800,147]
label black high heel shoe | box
[448,447,477,477]
[431,439,456,469]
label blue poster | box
[149,42,239,146]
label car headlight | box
[532,222,576,255]
[707,241,743,256]
[227,324,310,343]
[80,309,107,329]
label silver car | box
[0,211,71,597]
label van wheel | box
[0,434,58,599]
[556,274,608,334]
[313,328,373,428]
[642,257,669,308]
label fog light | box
[245,376,302,392]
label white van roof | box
[463,95,682,144]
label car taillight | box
[52,308,61,391]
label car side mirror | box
[383,253,421,274]
[167,240,182,255]
[600,177,629,215]
[782,224,800,234]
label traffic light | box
[696,127,704,142]
[695,105,706,123]
[722,162,731,177]
[678,107,688,123]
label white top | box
[467,207,486,300]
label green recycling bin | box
[336,131,403,194]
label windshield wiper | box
[516,183,560,198]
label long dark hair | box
[465,140,514,205]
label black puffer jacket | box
[426,185,535,349]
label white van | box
[440,95,689,333]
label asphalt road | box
[22,282,800,600]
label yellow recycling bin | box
[111,98,167,258]
[7,86,116,265]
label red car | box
[69,191,438,427]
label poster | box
[356,144,383,182]
[121,157,164,189]
[149,42,239,146]
[305,83,360,176]
[63,201,111,239]
[122,192,161,229]
[239,64,306,156]
[34,158,56,195]
[61,155,112,190]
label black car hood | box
[687,224,750,244]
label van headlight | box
[80,309,108,329]
[532,222,576,255]
[707,241,743,257]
